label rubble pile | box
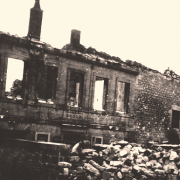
[58,141,180,180]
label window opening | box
[91,136,103,145]
[116,82,130,114]
[172,110,180,128]
[5,58,24,99]
[37,134,48,142]
[35,132,50,142]
[45,66,58,99]
[68,70,84,107]
[37,65,58,101]
[93,77,108,111]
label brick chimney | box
[62,29,85,52]
[28,0,43,40]
[70,29,81,46]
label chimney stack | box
[28,0,43,40]
[70,29,81,46]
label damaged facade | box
[0,0,179,144]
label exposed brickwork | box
[135,70,180,143]
[0,36,138,144]
[1,21,180,145]
[0,138,71,180]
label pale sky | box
[5,58,24,92]
[1,0,180,74]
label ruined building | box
[0,0,180,145]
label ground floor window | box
[172,110,180,128]
[91,136,103,145]
[35,132,50,142]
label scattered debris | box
[58,140,180,180]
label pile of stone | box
[58,140,180,180]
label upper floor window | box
[67,70,84,107]
[37,65,58,101]
[5,58,24,99]
[93,77,108,111]
[116,81,130,114]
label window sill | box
[66,104,82,110]
[94,109,106,114]
[16,97,23,100]
[27,99,56,107]
[116,111,125,114]
[115,111,132,118]
[36,102,56,108]
[38,99,54,104]
[94,109,105,111]
[67,104,79,108]
[6,96,13,99]
[38,99,46,104]
[6,96,23,101]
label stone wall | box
[135,70,180,143]
[0,38,138,144]
[2,32,180,145]
[0,138,71,180]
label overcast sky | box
[0,0,180,74]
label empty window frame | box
[37,65,58,100]
[171,110,180,128]
[68,70,84,107]
[35,132,50,142]
[116,82,130,114]
[93,77,108,111]
[91,136,103,145]
[5,58,24,98]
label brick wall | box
[3,34,180,145]
[0,39,138,144]
[135,70,180,143]
[0,138,71,180]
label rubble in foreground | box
[58,140,180,180]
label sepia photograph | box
[0,0,180,179]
